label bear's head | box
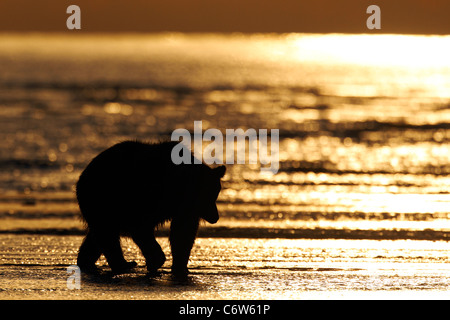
[196,165,226,224]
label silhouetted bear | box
[76,140,226,277]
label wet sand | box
[1,234,448,300]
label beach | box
[1,235,449,299]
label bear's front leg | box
[169,216,199,277]
[131,227,166,274]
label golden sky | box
[0,0,449,34]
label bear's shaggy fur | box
[76,140,225,277]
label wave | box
[278,160,450,176]
[0,226,448,241]
[0,209,444,222]
[0,159,70,170]
[0,80,290,95]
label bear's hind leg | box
[95,229,136,274]
[131,228,166,274]
[77,230,102,273]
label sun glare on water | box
[289,34,450,69]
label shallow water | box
[0,34,449,238]
[0,235,449,299]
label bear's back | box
[78,141,178,184]
[76,141,199,225]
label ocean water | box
[0,33,449,298]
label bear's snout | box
[202,204,219,224]
[205,214,219,224]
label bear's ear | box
[213,165,226,179]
